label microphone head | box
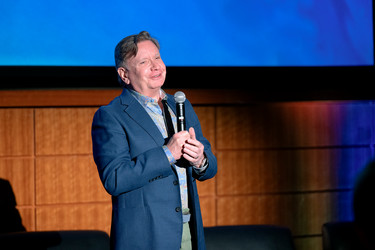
[174,91,186,103]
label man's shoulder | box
[98,95,122,111]
[98,88,133,110]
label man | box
[91,31,217,250]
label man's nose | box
[150,60,160,70]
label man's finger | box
[189,127,196,140]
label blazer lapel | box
[120,88,165,146]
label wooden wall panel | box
[216,102,373,149]
[197,178,216,228]
[1,90,374,250]
[0,109,34,156]
[36,204,112,234]
[194,106,216,150]
[35,108,97,155]
[199,197,216,227]
[216,148,372,195]
[18,208,35,231]
[197,177,216,196]
[36,156,110,205]
[0,158,34,205]
[216,191,353,236]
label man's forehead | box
[131,43,160,60]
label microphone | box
[174,91,186,132]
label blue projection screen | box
[0,0,373,67]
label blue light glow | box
[0,0,373,66]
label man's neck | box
[127,86,162,102]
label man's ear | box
[117,67,130,85]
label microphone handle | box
[176,102,186,132]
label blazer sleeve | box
[91,107,174,197]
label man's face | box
[119,40,166,98]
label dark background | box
[1,66,374,101]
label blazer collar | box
[119,88,166,145]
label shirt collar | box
[128,87,167,106]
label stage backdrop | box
[0,0,373,67]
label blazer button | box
[173,180,178,185]
[175,207,181,213]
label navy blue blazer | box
[92,88,217,250]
